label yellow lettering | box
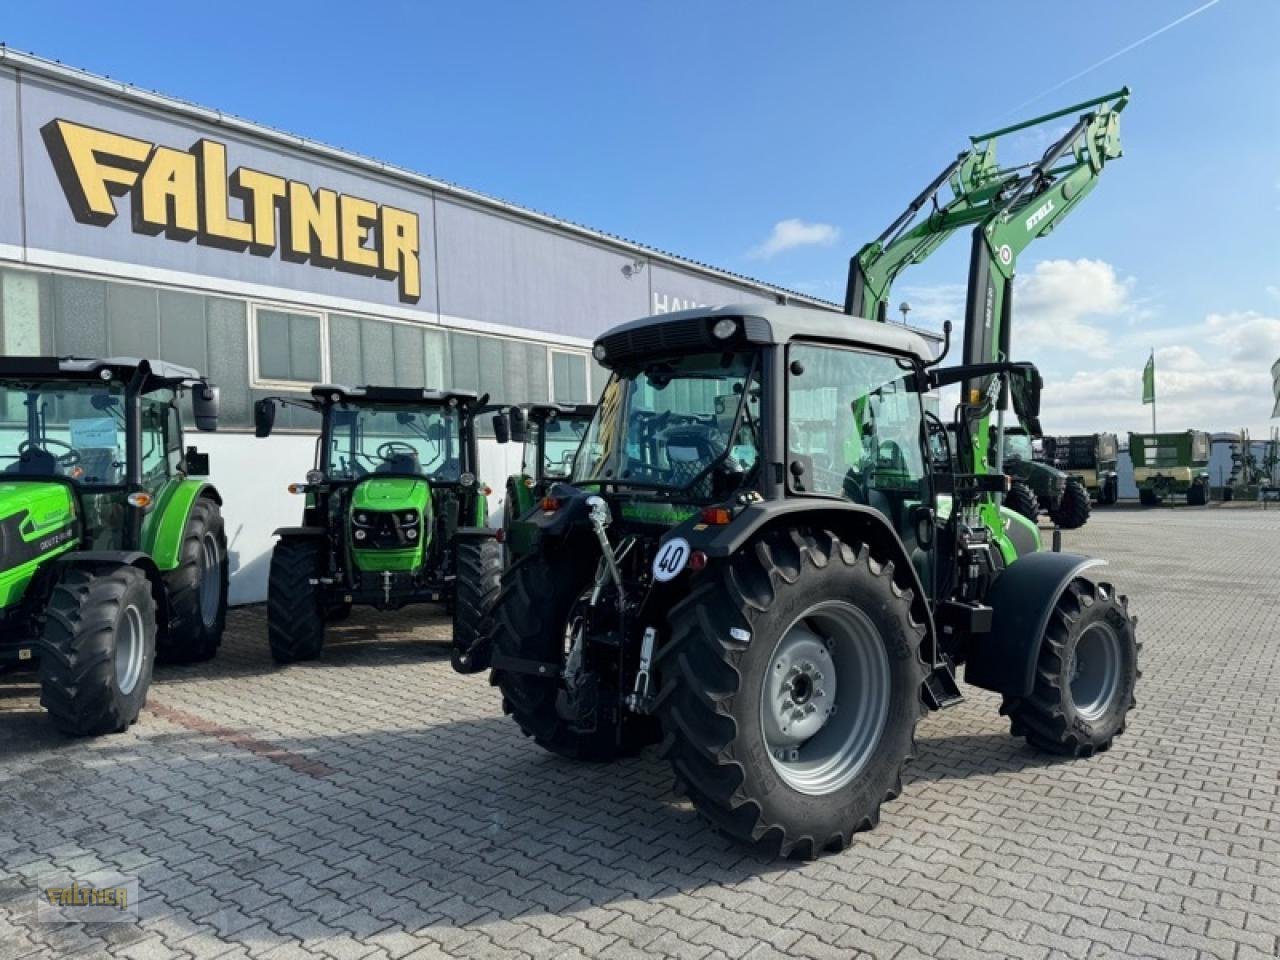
[379,206,420,302]
[231,167,287,251]
[285,182,339,264]
[194,139,253,248]
[339,195,380,271]
[41,119,151,225]
[135,146,198,238]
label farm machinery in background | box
[1129,430,1211,505]
[1043,433,1120,505]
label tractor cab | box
[493,402,594,524]
[254,385,503,670]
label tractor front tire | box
[1049,479,1091,530]
[159,498,228,664]
[491,550,655,760]
[1001,578,1139,757]
[451,534,504,673]
[656,528,926,858]
[267,539,325,664]
[39,564,157,736]
[1005,480,1040,525]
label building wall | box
[0,56,816,604]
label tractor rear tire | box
[1186,478,1209,506]
[159,498,228,664]
[1049,479,1091,530]
[1138,488,1161,506]
[451,534,503,673]
[656,528,926,858]
[267,539,325,664]
[491,550,656,760]
[39,564,157,736]
[1005,480,1040,525]
[1001,578,1138,757]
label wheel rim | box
[116,603,146,695]
[1068,622,1122,721]
[198,533,222,628]
[761,600,891,796]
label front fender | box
[143,481,221,572]
[965,551,1104,696]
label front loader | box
[483,89,1138,856]
[0,357,227,735]
[254,385,503,672]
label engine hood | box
[351,476,431,511]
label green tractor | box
[492,403,595,527]
[1129,430,1211,505]
[998,427,1091,529]
[254,385,503,671]
[485,88,1138,855]
[0,357,227,736]
[1043,433,1120,505]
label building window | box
[552,350,588,403]
[253,306,324,387]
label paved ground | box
[2,505,1279,960]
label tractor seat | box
[376,452,422,475]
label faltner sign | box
[40,119,422,303]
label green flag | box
[1142,352,1155,405]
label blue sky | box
[3,0,1278,433]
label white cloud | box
[1013,258,1136,359]
[1205,310,1280,362]
[747,218,840,259]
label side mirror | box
[192,383,220,432]
[1008,364,1043,437]
[509,406,527,444]
[492,412,510,444]
[254,398,277,438]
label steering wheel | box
[376,441,418,461]
[18,438,81,467]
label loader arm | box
[845,88,1128,477]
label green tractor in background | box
[254,384,503,672]
[0,357,227,736]
[998,427,1091,529]
[1043,433,1120,505]
[492,403,595,527]
[1129,430,1211,505]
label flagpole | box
[1150,347,1157,433]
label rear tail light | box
[689,550,708,571]
[540,496,561,513]
[700,506,733,525]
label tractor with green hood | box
[254,384,503,671]
[492,402,595,528]
[997,426,1091,529]
[477,89,1139,856]
[0,356,227,736]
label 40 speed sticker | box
[652,537,691,582]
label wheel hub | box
[1068,622,1122,721]
[115,603,145,696]
[199,532,221,628]
[763,629,834,752]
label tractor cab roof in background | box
[521,402,596,420]
[0,355,206,388]
[594,302,937,368]
[310,384,482,407]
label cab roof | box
[0,355,205,385]
[310,384,482,406]
[595,302,937,367]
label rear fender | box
[965,551,1103,696]
[683,500,937,662]
[144,480,222,571]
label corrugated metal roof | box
[0,46,843,312]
